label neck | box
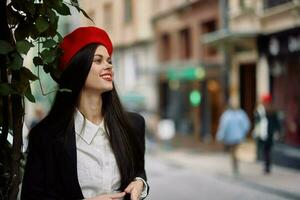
[78,89,103,125]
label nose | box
[105,61,113,70]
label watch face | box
[269,37,280,56]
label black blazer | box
[21,112,148,200]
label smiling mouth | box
[100,74,113,81]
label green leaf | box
[54,3,71,15]
[25,86,35,102]
[48,9,57,24]
[78,6,94,22]
[56,32,63,43]
[36,17,49,33]
[40,49,56,64]
[43,39,57,48]
[43,64,52,73]
[12,73,30,95]
[0,83,16,96]
[16,40,34,54]
[0,40,14,54]
[20,67,38,81]
[47,10,59,37]
[33,56,43,66]
[69,2,93,22]
[15,19,36,40]
[9,52,23,70]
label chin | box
[101,85,113,93]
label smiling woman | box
[84,46,114,93]
[21,27,149,200]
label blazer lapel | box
[55,125,84,199]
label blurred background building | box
[205,0,300,144]
[25,0,300,169]
[203,0,300,167]
[152,0,224,143]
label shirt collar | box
[74,109,105,144]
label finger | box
[109,192,126,199]
[130,189,139,200]
[111,197,123,200]
[125,183,134,193]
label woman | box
[21,27,149,200]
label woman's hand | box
[124,179,144,200]
[87,192,126,200]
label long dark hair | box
[41,43,142,190]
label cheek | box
[85,67,100,85]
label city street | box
[145,152,297,200]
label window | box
[161,33,171,61]
[104,3,112,29]
[124,0,133,23]
[179,28,191,59]
[201,20,217,57]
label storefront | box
[159,63,223,142]
[258,27,300,147]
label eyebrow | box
[94,54,111,60]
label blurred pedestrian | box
[21,27,149,200]
[217,98,250,175]
[253,94,280,174]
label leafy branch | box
[0,0,91,199]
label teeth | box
[102,75,111,79]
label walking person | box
[254,94,280,174]
[217,99,250,175]
[21,27,149,200]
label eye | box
[93,58,102,64]
[107,59,112,64]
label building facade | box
[204,0,300,167]
[152,0,224,142]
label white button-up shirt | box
[74,109,147,199]
[75,109,121,198]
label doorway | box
[240,63,256,136]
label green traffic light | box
[189,90,201,107]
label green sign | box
[167,67,205,80]
[189,90,201,107]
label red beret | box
[59,26,113,71]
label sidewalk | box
[147,140,300,200]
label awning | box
[202,29,258,46]
[166,66,205,81]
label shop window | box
[179,28,191,59]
